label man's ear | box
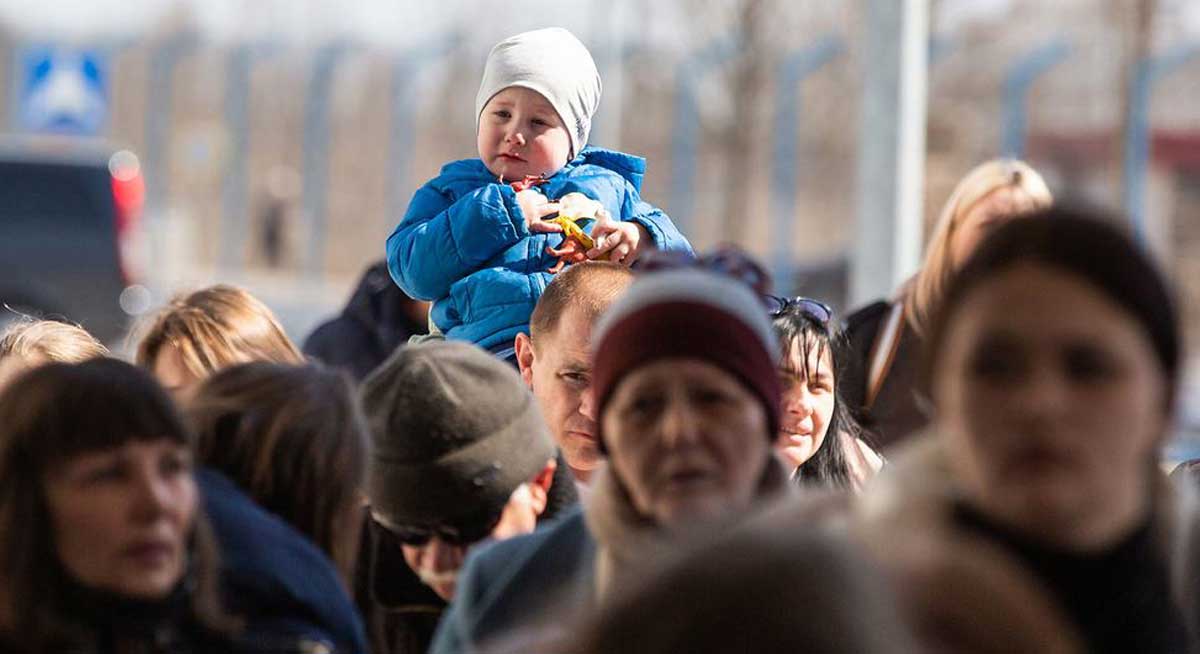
[527,457,557,517]
[514,332,536,388]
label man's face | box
[518,306,600,480]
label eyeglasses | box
[373,505,505,547]
[763,296,833,324]
[637,246,772,296]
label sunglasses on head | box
[373,505,504,547]
[637,246,773,296]
[763,296,834,324]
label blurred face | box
[518,306,600,481]
[399,481,549,601]
[933,263,1167,548]
[43,439,197,599]
[477,86,571,180]
[949,187,1040,269]
[153,344,201,403]
[775,337,836,471]
[604,359,770,528]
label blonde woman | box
[844,159,1052,450]
[0,318,108,391]
[134,285,303,401]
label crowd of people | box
[0,25,1195,654]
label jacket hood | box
[572,146,647,192]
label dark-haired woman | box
[770,297,882,490]
[187,362,368,586]
[858,209,1200,653]
[0,359,233,653]
[0,359,368,653]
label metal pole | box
[301,40,353,280]
[1000,39,1070,159]
[144,32,199,267]
[770,36,843,296]
[851,0,929,307]
[97,39,136,137]
[670,38,737,237]
[220,44,252,273]
[6,38,25,132]
[1123,43,1199,242]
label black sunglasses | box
[763,295,833,324]
[637,246,773,296]
[374,505,504,547]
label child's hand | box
[587,209,651,266]
[516,189,562,234]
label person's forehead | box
[952,264,1145,348]
[783,338,834,374]
[541,305,597,359]
[493,86,556,112]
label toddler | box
[385,27,691,357]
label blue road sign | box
[19,46,108,135]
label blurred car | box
[0,138,143,343]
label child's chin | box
[488,160,526,180]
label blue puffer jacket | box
[385,147,692,350]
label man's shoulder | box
[468,509,591,580]
[456,509,593,613]
[442,510,593,651]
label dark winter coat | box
[843,300,929,451]
[354,515,446,654]
[0,583,233,654]
[303,262,427,382]
[198,468,369,654]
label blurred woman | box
[845,159,1052,449]
[187,362,368,585]
[857,210,1197,653]
[0,318,108,391]
[134,285,303,401]
[430,265,791,653]
[0,358,232,652]
[577,522,914,654]
[768,297,881,490]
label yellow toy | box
[545,192,605,273]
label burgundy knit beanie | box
[591,269,781,451]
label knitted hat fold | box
[590,269,782,449]
[361,341,556,528]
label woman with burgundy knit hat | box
[429,265,791,654]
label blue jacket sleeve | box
[386,181,530,301]
[619,182,693,255]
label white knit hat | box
[475,27,602,160]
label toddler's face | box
[478,86,571,180]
